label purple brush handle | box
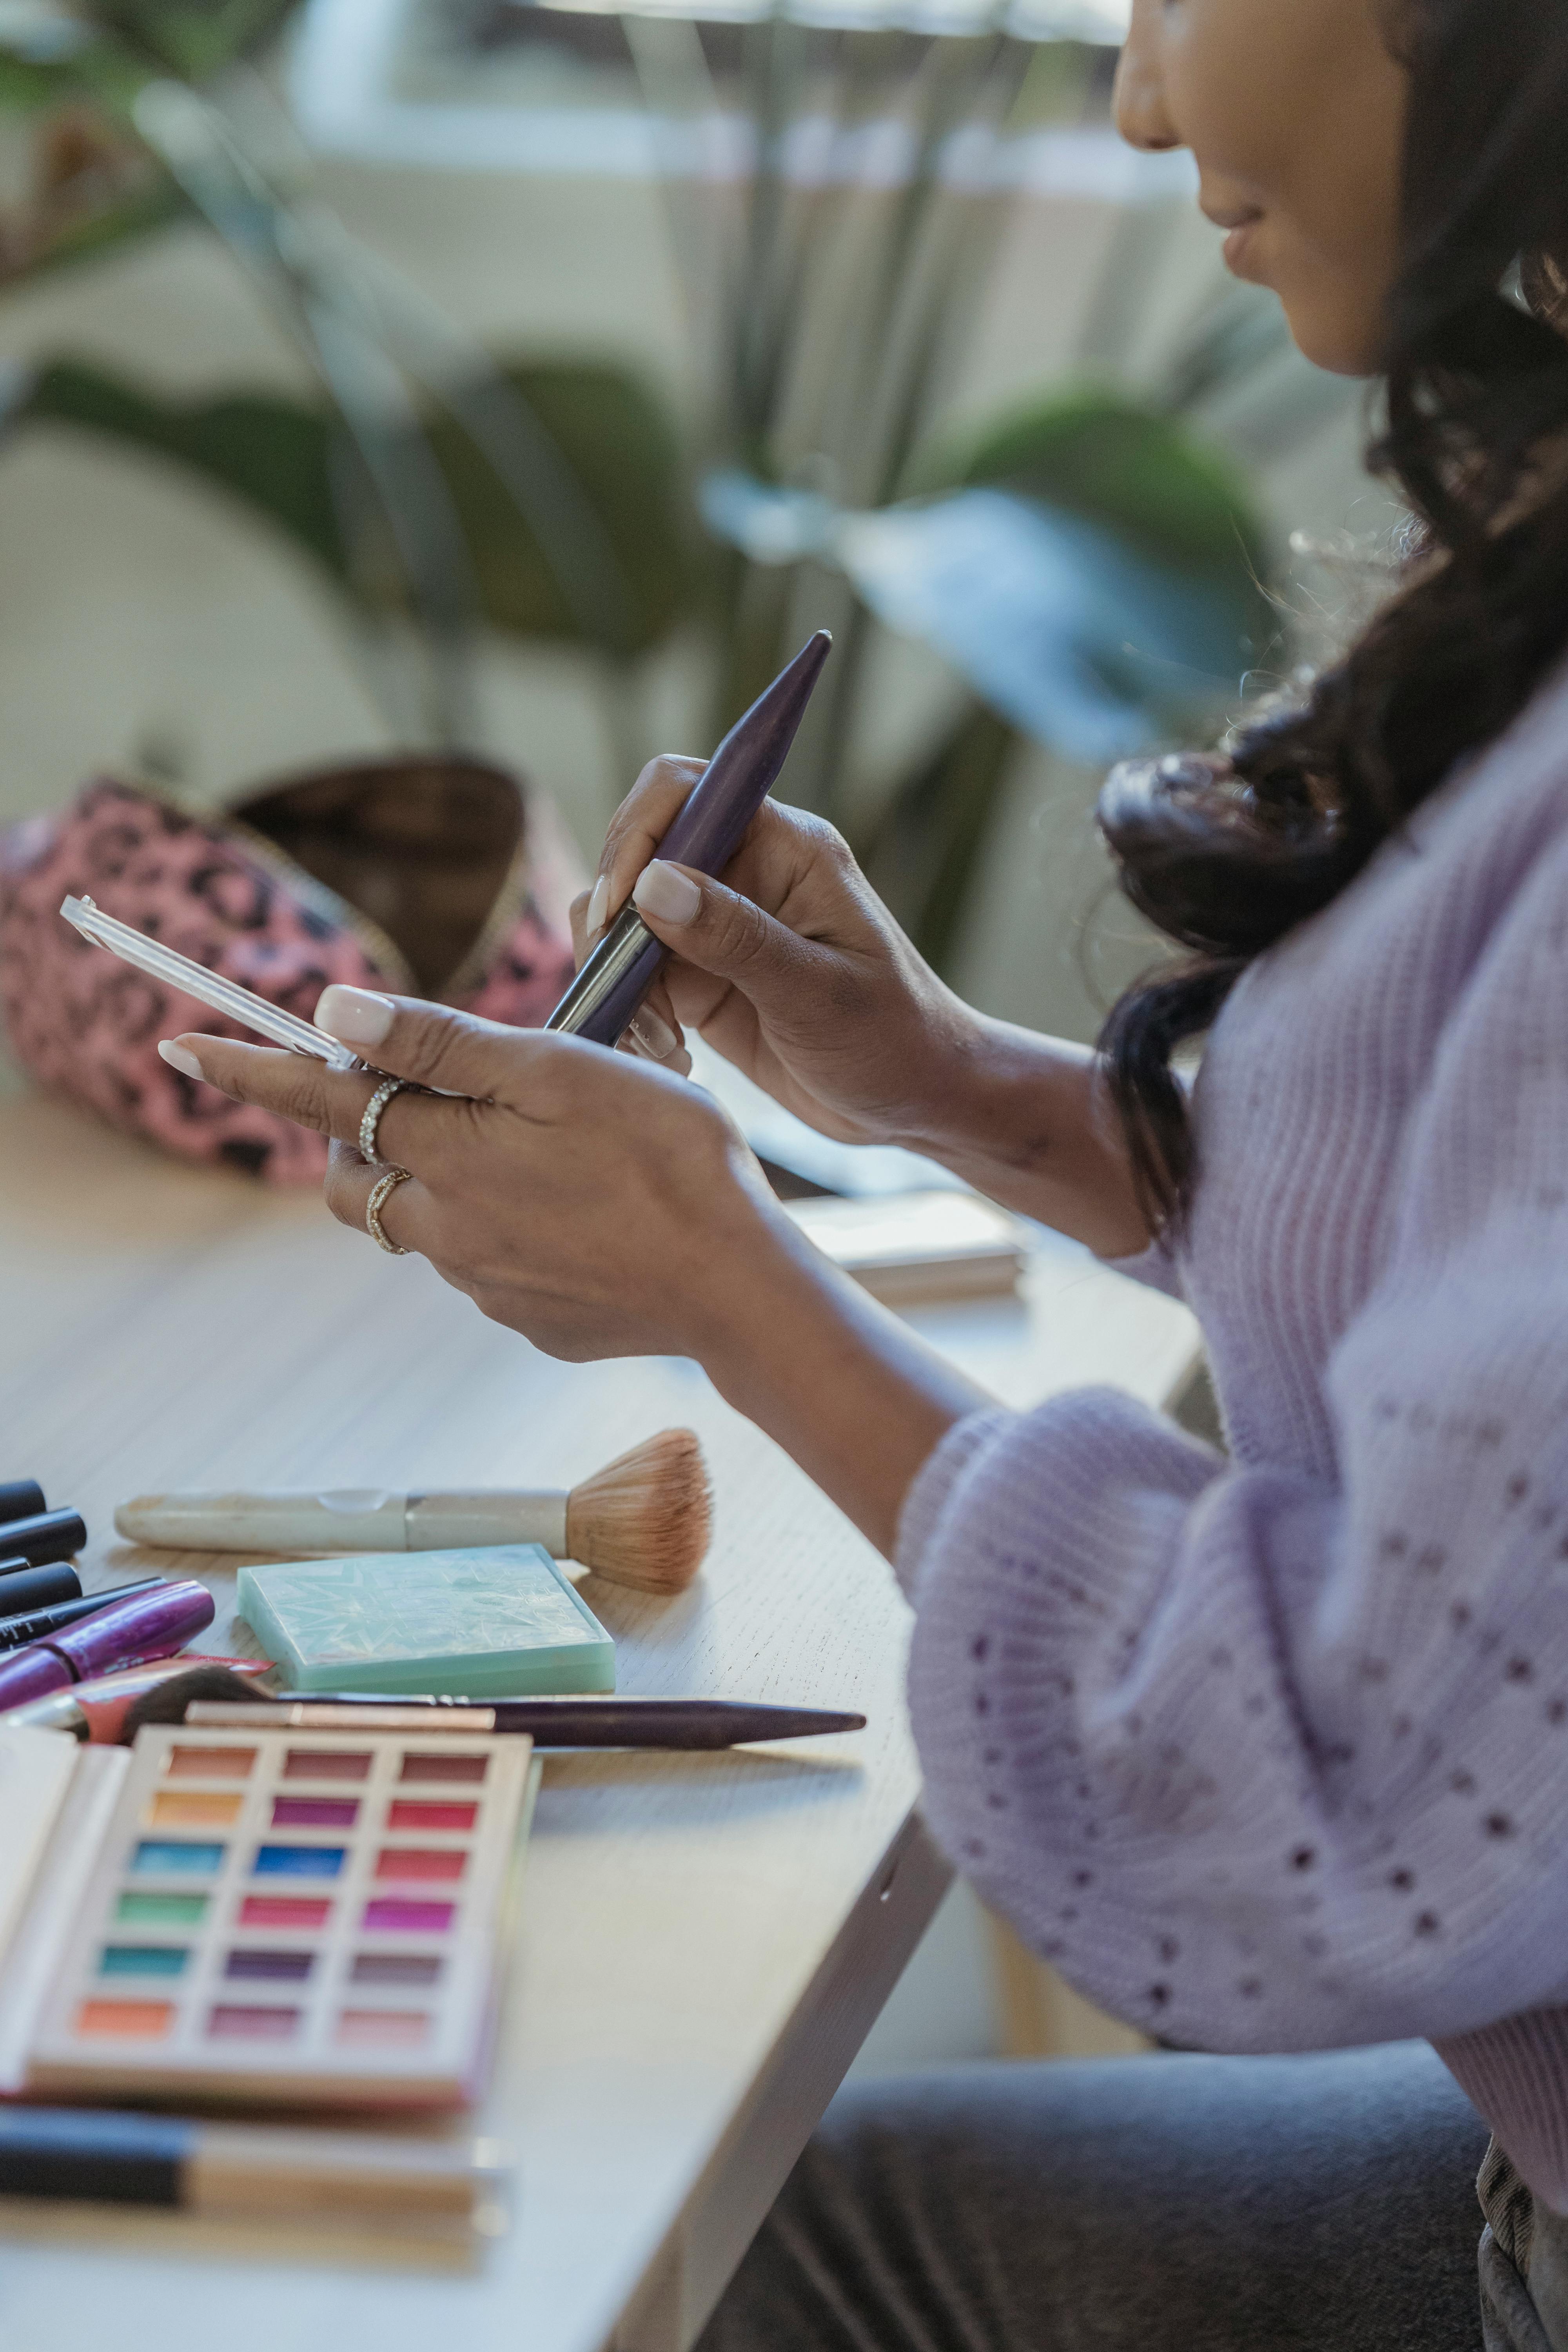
[546,630,832,1049]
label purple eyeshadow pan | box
[225,1949,316,1983]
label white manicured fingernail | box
[633,862,701,926]
[585,874,610,941]
[629,1007,679,1060]
[316,984,395,1046]
[667,1046,693,1079]
[158,1039,205,1081]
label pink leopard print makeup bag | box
[0,755,583,1181]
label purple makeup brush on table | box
[545,630,832,1048]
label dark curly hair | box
[1097,0,1568,1226]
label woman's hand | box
[168,990,779,1364]
[161,984,989,1553]
[574,757,979,1152]
[576,760,1153,1258]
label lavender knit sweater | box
[896,657,1568,2210]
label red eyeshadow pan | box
[239,1894,330,1930]
[398,1753,488,1785]
[374,1847,466,1883]
[386,1800,477,1833]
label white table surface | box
[0,1092,1199,2352]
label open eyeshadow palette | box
[0,1723,538,2111]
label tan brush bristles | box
[564,1428,712,1594]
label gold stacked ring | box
[366,1167,413,1256]
[359,1076,411,1165]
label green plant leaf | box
[430,361,695,657]
[908,385,1269,581]
[4,353,694,658]
[857,701,1017,973]
[836,486,1269,763]
[11,356,350,573]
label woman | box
[161,0,1568,2340]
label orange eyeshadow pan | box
[147,1790,244,1829]
[76,1998,174,2038]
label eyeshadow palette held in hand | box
[0,1722,539,2110]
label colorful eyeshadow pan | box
[132,1841,225,1875]
[399,1753,488,1785]
[350,1952,443,1988]
[283,1749,371,1782]
[271,1797,359,1829]
[336,2009,431,2047]
[363,1897,455,1933]
[239,1894,331,1930]
[374,1848,467,1883]
[148,1791,243,1828]
[116,1891,207,1927]
[76,1999,173,2037]
[386,1800,477,1833]
[252,1845,346,1879]
[166,1746,254,1780]
[99,1945,188,1979]
[208,2005,299,2041]
[224,1949,315,1982]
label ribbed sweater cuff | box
[1436,2012,1568,2215]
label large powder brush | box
[116,1427,713,1598]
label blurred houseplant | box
[0,0,1349,968]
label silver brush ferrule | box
[543,904,659,1038]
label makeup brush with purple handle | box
[544,630,831,1048]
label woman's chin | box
[1273,284,1388,381]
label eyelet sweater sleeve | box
[894,672,1568,2102]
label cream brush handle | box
[114,1489,570,1559]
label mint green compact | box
[236,1545,615,1697]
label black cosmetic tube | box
[0,1562,81,1617]
[0,1507,87,1567]
[0,1481,45,1527]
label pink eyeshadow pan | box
[239,1895,330,1931]
[209,2004,300,2041]
[337,2009,431,2047]
[362,1896,454,1933]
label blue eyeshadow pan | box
[131,1840,226,1875]
[252,1845,346,1879]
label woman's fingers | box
[630,862,819,1007]
[323,1140,432,1254]
[589,754,707,942]
[160,1034,438,1174]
